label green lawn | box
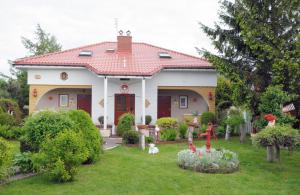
[1,138,300,195]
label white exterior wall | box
[26,67,217,125]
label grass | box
[1,138,300,195]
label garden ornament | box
[198,122,214,153]
[189,143,196,153]
[148,143,159,154]
[264,114,276,127]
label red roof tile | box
[14,42,213,76]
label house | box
[14,31,217,135]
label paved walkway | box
[103,137,122,150]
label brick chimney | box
[117,30,132,53]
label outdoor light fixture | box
[33,88,38,97]
[120,83,129,93]
[208,92,213,100]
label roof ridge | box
[14,41,114,63]
[134,42,209,62]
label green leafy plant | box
[22,110,75,152]
[66,110,103,163]
[252,125,299,162]
[160,129,177,141]
[200,112,215,125]
[0,98,22,125]
[145,136,154,143]
[33,130,88,182]
[0,137,13,182]
[117,113,135,136]
[0,125,23,140]
[122,131,139,144]
[179,123,188,139]
[156,117,178,129]
[145,115,152,125]
[13,152,33,173]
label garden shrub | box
[22,110,75,152]
[122,130,139,144]
[160,128,177,141]
[0,98,22,125]
[66,110,103,163]
[13,152,33,173]
[179,123,188,139]
[145,115,152,125]
[200,112,215,125]
[252,125,299,162]
[0,137,13,182]
[117,113,134,136]
[177,147,239,173]
[0,125,23,140]
[0,112,16,126]
[156,117,178,129]
[145,136,154,143]
[215,125,226,137]
[33,130,88,182]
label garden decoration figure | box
[148,143,159,154]
[198,122,214,153]
[189,143,196,153]
[155,125,160,142]
[264,114,276,127]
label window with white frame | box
[59,94,69,107]
[179,96,188,109]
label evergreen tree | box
[200,0,300,115]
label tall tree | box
[22,24,62,56]
[200,0,300,115]
[6,24,62,113]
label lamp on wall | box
[208,92,213,100]
[32,88,38,97]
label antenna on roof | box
[114,18,119,33]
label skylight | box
[106,48,115,53]
[79,50,93,56]
[158,52,171,58]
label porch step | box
[100,129,111,138]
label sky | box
[0,0,220,76]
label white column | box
[142,78,146,125]
[104,77,108,129]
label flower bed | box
[177,147,239,173]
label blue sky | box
[0,0,219,75]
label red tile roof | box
[14,42,213,76]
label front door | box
[115,94,135,125]
[77,94,92,115]
[157,96,171,118]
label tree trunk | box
[225,125,230,140]
[266,145,275,162]
[239,124,246,143]
[274,145,280,162]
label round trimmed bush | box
[177,147,239,173]
[117,113,135,136]
[33,130,89,182]
[22,110,75,152]
[145,115,152,125]
[122,130,139,144]
[66,110,103,163]
[156,117,178,129]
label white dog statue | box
[148,143,159,154]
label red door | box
[77,94,92,115]
[157,96,171,119]
[115,94,135,125]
